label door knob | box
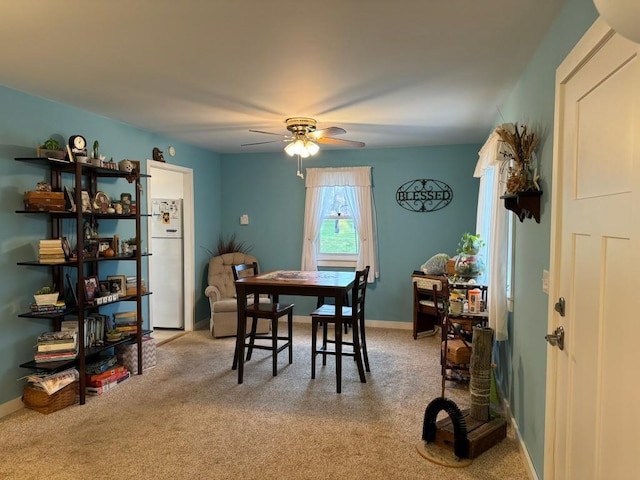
[545,326,565,350]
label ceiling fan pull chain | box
[296,154,304,179]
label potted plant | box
[36,137,66,160]
[122,237,137,255]
[454,233,485,278]
[34,285,59,306]
[105,328,122,342]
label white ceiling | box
[0,0,566,154]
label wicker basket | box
[23,381,78,414]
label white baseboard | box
[0,396,25,419]
[293,315,412,330]
[500,398,539,480]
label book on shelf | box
[37,330,76,343]
[39,248,64,255]
[39,239,63,247]
[37,341,77,353]
[86,365,126,383]
[34,350,78,363]
[38,258,66,264]
[85,371,130,396]
[85,355,117,375]
[60,319,79,332]
[30,301,66,314]
[86,368,129,387]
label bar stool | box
[310,266,370,393]
[232,262,294,376]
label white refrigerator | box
[150,198,184,328]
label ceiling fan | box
[241,117,365,158]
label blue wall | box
[0,86,222,405]
[220,146,480,322]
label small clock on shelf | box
[68,135,87,157]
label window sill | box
[317,259,357,269]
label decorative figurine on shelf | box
[36,181,52,192]
[152,147,165,162]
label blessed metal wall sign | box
[396,179,453,212]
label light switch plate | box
[542,269,549,294]
[240,214,249,225]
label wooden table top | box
[236,270,355,289]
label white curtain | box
[475,128,509,341]
[301,166,378,282]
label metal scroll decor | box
[396,179,453,213]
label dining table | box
[233,270,356,387]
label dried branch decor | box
[496,123,540,194]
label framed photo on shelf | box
[61,236,72,260]
[84,275,99,303]
[65,273,78,307]
[107,275,127,297]
[64,186,75,212]
[97,237,114,256]
[98,280,111,296]
[80,190,91,213]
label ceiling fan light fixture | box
[284,136,319,158]
[305,140,320,156]
[284,141,297,156]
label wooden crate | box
[442,338,471,364]
[24,191,65,211]
[434,408,507,458]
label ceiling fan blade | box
[308,127,346,139]
[241,139,288,146]
[248,129,286,137]
[316,137,365,148]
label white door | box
[546,19,640,479]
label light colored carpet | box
[0,324,530,480]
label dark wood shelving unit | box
[15,157,151,405]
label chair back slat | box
[232,262,260,304]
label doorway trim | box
[145,160,195,332]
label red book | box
[86,365,125,382]
[86,369,128,387]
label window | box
[301,167,378,280]
[318,186,359,260]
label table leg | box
[335,290,343,394]
[233,284,247,384]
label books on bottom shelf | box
[85,368,130,396]
[85,355,118,375]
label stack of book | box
[85,365,130,396]
[34,330,78,363]
[38,239,65,264]
[30,301,66,315]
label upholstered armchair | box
[205,252,270,338]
